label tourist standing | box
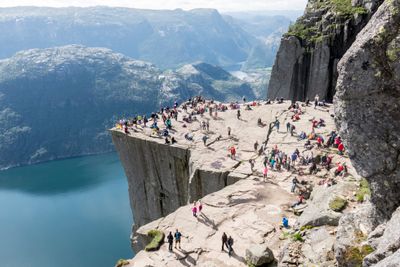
[222,232,228,251]
[227,236,234,256]
[174,229,182,249]
[167,232,174,251]
[192,202,197,217]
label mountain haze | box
[0,45,255,169]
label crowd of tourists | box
[116,95,349,260]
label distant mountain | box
[223,14,293,70]
[0,7,256,69]
[0,7,301,70]
[0,45,255,169]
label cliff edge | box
[112,100,365,266]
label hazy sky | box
[0,0,307,11]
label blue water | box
[0,153,133,267]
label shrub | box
[343,245,374,267]
[115,259,129,267]
[329,196,348,212]
[144,230,165,252]
[356,178,371,202]
[332,0,367,16]
[292,232,304,242]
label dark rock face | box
[0,45,255,169]
[334,0,400,219]
[268,0,383,102]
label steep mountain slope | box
[268,0,384,101]
[0,45,254,169]
[0,7,255,69]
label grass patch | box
[343,245,374,267]
[292,232,304,242]
[144,230,165,252]
[356,178,371,202]
[329,196,348,212]
[115,259,129,267]
[280,231,304,242]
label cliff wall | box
[268,0,383,102]
[334,0,400,265]
[111,131,233,228]
[335,0,400,219]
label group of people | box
[167,229,183,251]
[191,200,203,217]
[221,233,235,256]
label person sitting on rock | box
[171,137,177,144]
[338,142,345,155]
[165,137,170,144]
[167,232,174,251]
[282,217,289,228]
[291,194,304,208]
[184,133,193,141]
[335,163,345,176]
[245,104,252,110]
[290,124,296,136]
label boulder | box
[364,207,400,266]
[245,244,275,266]
[297,184,353,227]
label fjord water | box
[0,153,133,267]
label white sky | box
[0,0,307,12]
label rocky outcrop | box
[297,182,355,227]
[245,244,275,266]
[333,0,400,265]
[334,0,400,219]
[268,0,383,102]
[364,207,400,266]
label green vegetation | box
[115,259,129,267]
[280,231,304,242]
[292,232,304,242]
[285,0,367,43]
[356,178,371,202]
[331,0,367,16]
[144,230,165,252]
[329,196,348,212]
[300,225,314,231]
[343,245,374,267]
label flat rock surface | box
[113,101,360,266]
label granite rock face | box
[268,0,383,102]
[334,0,400,265]
[334,0,400,219]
